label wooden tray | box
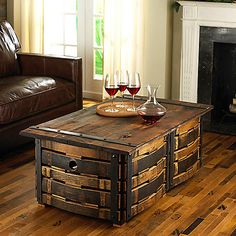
[96,101,138,117]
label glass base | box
[126,107,136,112]
[116,103,129,108]
[105,108,119,113]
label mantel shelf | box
[177,1,236,8]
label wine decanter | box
[137,85,166,124]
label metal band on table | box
[31,126,136,148]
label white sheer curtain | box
[15,0,44,53]
[103,0,144,98]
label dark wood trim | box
[35,139,42,204]
[120,154,127,225]
[199,118,203,167]
[111,154,119,225]
[168,132,175,190]
[126,154,132,221]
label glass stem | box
[132,95,135,110]
[121,92,124,105]
[111,95,114,110]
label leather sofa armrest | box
[17,53,83,109]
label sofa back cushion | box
[1,21,21,51]
[0,21,20,78]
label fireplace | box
[172,1,236,135]
[198,27,236,135]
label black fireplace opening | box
[198,27,236,135]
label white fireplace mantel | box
[172,1,236,102]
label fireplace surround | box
[199,27,236,135]
[172,1,236,134]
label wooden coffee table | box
[21,97,212,225]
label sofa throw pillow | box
[0,30,19,78]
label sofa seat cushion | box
[0,76,75,124]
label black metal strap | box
[126,154,132,221]
[111,154,119,224]
[31,126,136,148]
[167,131,175,191]
[35,139,43,204]
[199,118,203,166]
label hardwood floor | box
[0,102,235,235]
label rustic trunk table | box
[21,97,212,226]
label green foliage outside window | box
[95,18,104,76]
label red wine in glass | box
[105,86,119,96]
[119,83,127,92]
[127,73,141,112]
[127,86,140,96]
[104,73,119,112]
[117,71,129,108]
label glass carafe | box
[137,85,167,124]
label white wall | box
[143,0,173,99]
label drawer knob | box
[69,160,78,171]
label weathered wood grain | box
[132,170,165,204]
[5,100,236,234]
[132,143,166,175]
[174,138,200,161]
[175,125,200,150]
[42,178,113,208]
[41,166,113,191]
[176,118,200,135]
[42,150,112,178]
[21,98,212,154]
[20,98,212,225]
[174,150,199,176]
[172,160,201,187]
[42,193,119,222]
[41,140,112,161]
[132,157,166,188]
[0,132,236,235]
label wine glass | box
[127,72,141,112]
[116,70,129,108]
[104,73,119,112]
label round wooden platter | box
[96,101,138,117]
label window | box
[44,0,78,57]
[44,0,104,80]
[93,0,104,79]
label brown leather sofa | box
[0,21,83,154]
